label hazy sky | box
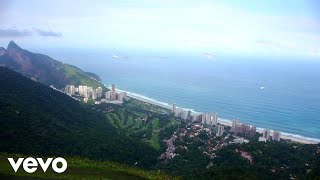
[0,0,319,57]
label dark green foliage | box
[198,142,320,179]
[0,67,157,168]
[0,152,176,180]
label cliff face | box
[0,41,104,89]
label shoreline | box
[111,86,320,145]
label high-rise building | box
[78,85,84,95]
[174,108,180,117]
[112,84,116,93]
[64,85,70,94]
[241,123,251,135]
[249,126,256,137]
[191,114,197,122]
[87,87,93,98]
[117,93,123,101]
[216,125,224,137]
[105,91,111,99]
[92,91,97,100]
[65,85,75,95]
[180,110,189,120]
[111,92,116,100]
[117,92,126,101]
[111,84,117,100]
[231,119,239,133]
[172,103,176,114]
[263,129,271,140]
[201,114,206,124]
[96,87,103,98]
[70,85,75,95]
[273,131,281,141]
[205,113,211,125]
[212,112,218,126]
[83,86,88,98]
[187,110,191,119]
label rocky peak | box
[7,41,22,51]
[0,47,6,56]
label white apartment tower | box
[273,131,281,141]
[172,103,176,114]
[212,112,218,126]
[216,125,224,137]
[263,129,271,140]
[231,119,239,132]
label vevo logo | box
[8,157,67,173]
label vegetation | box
[0,41,105,89]
[158,124,320,179]
[0,67,157,168]
[62,64,106,90]
[0,152,176,180]
[93,101,180,151]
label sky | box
[0,0,319,57]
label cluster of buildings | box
[64,85,103,102]
[231,119,257,137]
[172,103,190,120]
[64,84,127,103]
[231,119,281,141]
[159,137,176,160]
[172,103,223,137]
[172,103,218,126]
[104,84,127,102]
[172,103,282,142]
[259,129,281,142]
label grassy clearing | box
[0,152,177,180]
[150,119,160,150]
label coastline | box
[111,86,320,145]
[217,118,320,144]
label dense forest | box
[0,67,157,168]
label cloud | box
[0,28,63,38]
[0,28,32,37]
[35,29,62,37]
[255,40,283,49]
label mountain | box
[0,67,158,167]
[0,41,105,89]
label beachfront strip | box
[126,92,319,144]
[61,84,318,144]
[63,84,127,104]
[172,104,281,142]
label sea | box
[42,48,320,141]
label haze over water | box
[47,49,320,140]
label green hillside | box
[0,67,157,168]
[0,153,175,180]
[0,41,105,89]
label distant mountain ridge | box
[0,41,105,89]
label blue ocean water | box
[45,49,320,140]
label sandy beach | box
[114,87,320,145]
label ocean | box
[44,48,320,140]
